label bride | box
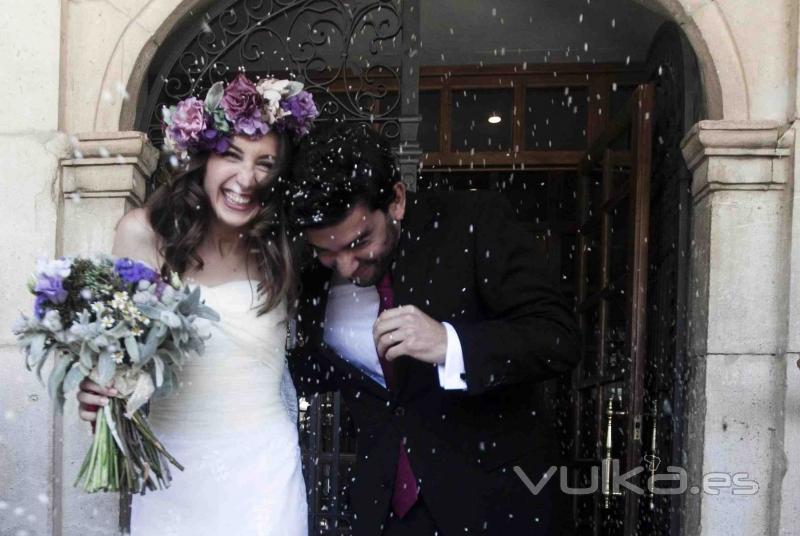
[76,74,317,535]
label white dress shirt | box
[322,278,468,390]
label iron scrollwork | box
[139,0,404,148]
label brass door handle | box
[602,388,625,509]
[644,400,660,510]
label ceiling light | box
[488,112,502,124]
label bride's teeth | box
[224,191,252,205]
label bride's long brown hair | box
[146,131,299,315]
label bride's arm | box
[111,207,161,268]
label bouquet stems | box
[74,398,183,494]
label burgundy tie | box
[375,272,419,519]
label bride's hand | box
[77,378,118,422]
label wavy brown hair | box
[146,132,300,315]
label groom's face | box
[305,182,406,287]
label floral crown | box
[161,73,319,157]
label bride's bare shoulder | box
[112,208,162,267]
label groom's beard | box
[351,217,400,287]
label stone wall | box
[0,0,67,534]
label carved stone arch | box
[632,0,747,120]
[107,0,747,136]
[131,0,405,148]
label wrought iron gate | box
[136,0,422,193]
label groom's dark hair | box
[287,121,400,229]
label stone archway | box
[55,1,796,535]
[76,0,747,133]
[632,0,746,120]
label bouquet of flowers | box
[11,255,219,494]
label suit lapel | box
[299,260,390,401]
[318,342,389,400]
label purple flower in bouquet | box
[220,74,268,137]
[30,256,72,318]
[33,294,48,319]
[153,280,168,300]
[13,254,223,496]
[280,90,318,136]
[165,97,207,152]
[35,274,67,303]
[114,258,159,285]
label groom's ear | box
[387,182,406,222]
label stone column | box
[58,132,157,536]
[777,119,800,536]
[60,132,155,253]
[680,120,793,536]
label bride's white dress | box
[130,280,308,535]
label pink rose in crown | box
[221,73,268,137]
[164,97,206,152]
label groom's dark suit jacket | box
[289,191,581,535]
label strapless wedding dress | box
[130,280,307,535]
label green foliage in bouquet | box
[12,255,219,494]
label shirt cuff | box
[437,322,468,390]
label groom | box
[286,122,581,535]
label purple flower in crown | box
[196,128,231,153]
[221,73,269,137]
[164,97,207,152]
[280,90,319,136]
[114,258,159,285]
[160,74,317,160]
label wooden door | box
[572,83,655,535]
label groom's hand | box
[373,305,447,364]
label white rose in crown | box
[255,77,304,100]
[262,97,288,124]
[255,78,305,123]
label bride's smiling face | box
[203,133,280,229]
